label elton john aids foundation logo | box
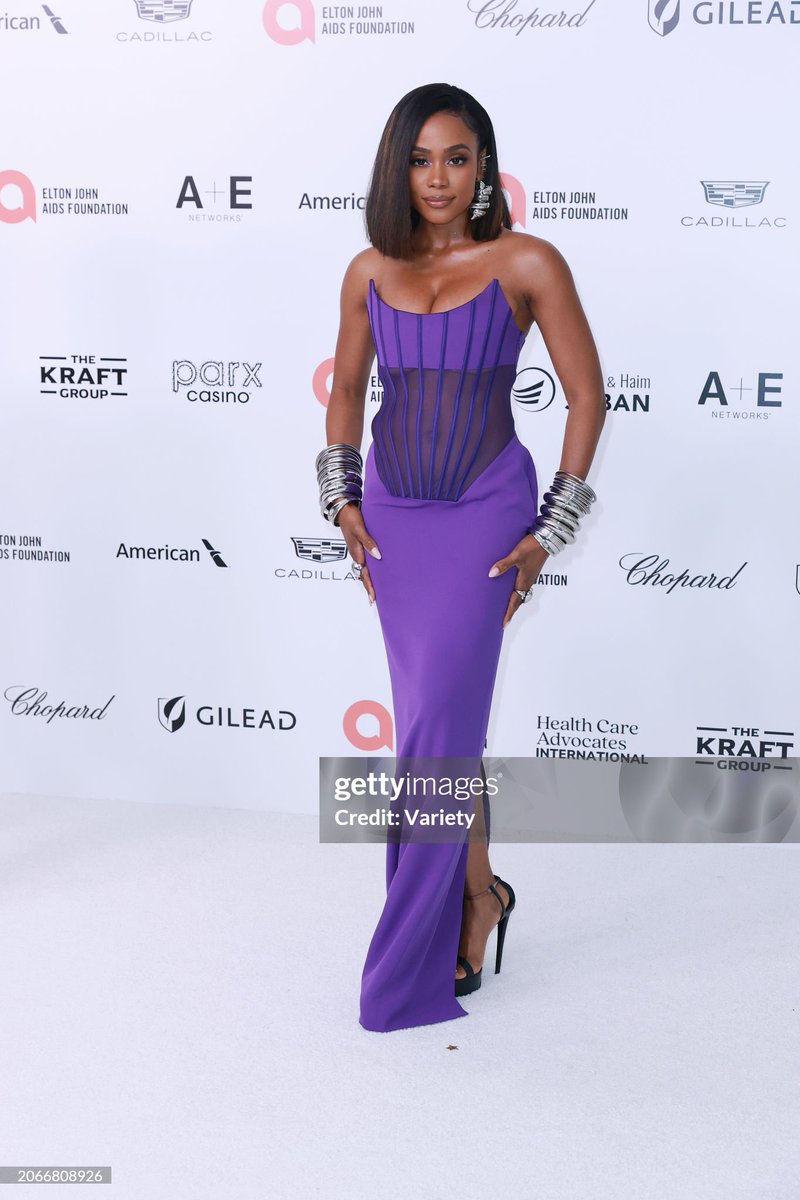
[263,0,314,42]
[344,700,394,751]
[313,357,335,406]
[0,171,36,223]
[262,0,415,43]
[499,173,526,228]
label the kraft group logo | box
[39,353,129,399]
[694,723,795,759]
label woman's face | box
[407,110,482,229]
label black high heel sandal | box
[455,873,516,998]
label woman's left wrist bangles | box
[316,442,364,526]
[527,469,597,557]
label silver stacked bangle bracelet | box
[527,470,597,556]
[316,442,364,526]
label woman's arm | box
[518,237,606,478]
[326,250,378,448]
[323,250,382,601]
[492,237,606,627]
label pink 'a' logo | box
[313,356,334,406]
[262,0,315,44]
[0,171,37,223]
[499,172,526,229]
[343,700,394,751]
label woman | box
[316,83,605,1033]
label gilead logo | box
[343,700,394,751]
[313,357,335,406]
[263,0,315,43]
[499,172,526,228]
[0,170,36,223]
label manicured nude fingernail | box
[369,546,382,559]
[488,566,500,577]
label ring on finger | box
[514,587,534,603]
[351,561,363,575]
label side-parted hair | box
[365,83,511,260]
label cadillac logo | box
[701,181,769,209]
[133,0,194,23]
[291,537,348,564]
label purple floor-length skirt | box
[358,432,538,1032]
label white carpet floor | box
[1,792,798,1199]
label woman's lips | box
[423,196,455,208]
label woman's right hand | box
[337,502,381,604]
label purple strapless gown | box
[358,277,538,1033]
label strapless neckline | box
[368,277,526,339]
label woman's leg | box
[456,762,510,979]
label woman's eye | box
[408,155,468,168]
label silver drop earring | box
[469,153,493,221]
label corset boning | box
[366,277,526,502]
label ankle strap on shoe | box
[465,879,505,915]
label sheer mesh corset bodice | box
[366,277,526,501]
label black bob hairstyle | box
[364,83,512,260]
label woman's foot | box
[455,877,510,980]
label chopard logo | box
[467,0,597,32]
[619,553,747,593]
[4,686,115,723]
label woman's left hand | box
[488,533,551,628]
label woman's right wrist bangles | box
[315,442,364,526]
[527,469,597,556]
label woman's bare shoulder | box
[497,228,571,275]
[342,246,383,293]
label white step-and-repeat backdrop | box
[1,1,797,811]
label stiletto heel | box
[493,874,515,975]
[454,873,516,997]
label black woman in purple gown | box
[316,84,605,1032]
